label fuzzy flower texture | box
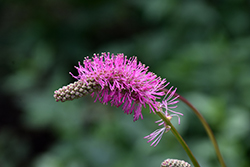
[54,52,182,146]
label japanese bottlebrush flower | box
[54,52,170,121]
[144,86,183,147]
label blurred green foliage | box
[1,0,250,167]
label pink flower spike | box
[54,53,169,121]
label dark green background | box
[1,0,250,167]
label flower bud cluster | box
[161,159,191,167]
[54,79,100,102]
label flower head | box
[144,86,183,146]
[54,52,169,121]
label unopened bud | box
[54,80,101,102]
[161,159,191,167]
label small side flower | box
[144,86,183,147]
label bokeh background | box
[1,0,250,167]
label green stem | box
[163,89,226,167]
[156,111,200,167]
